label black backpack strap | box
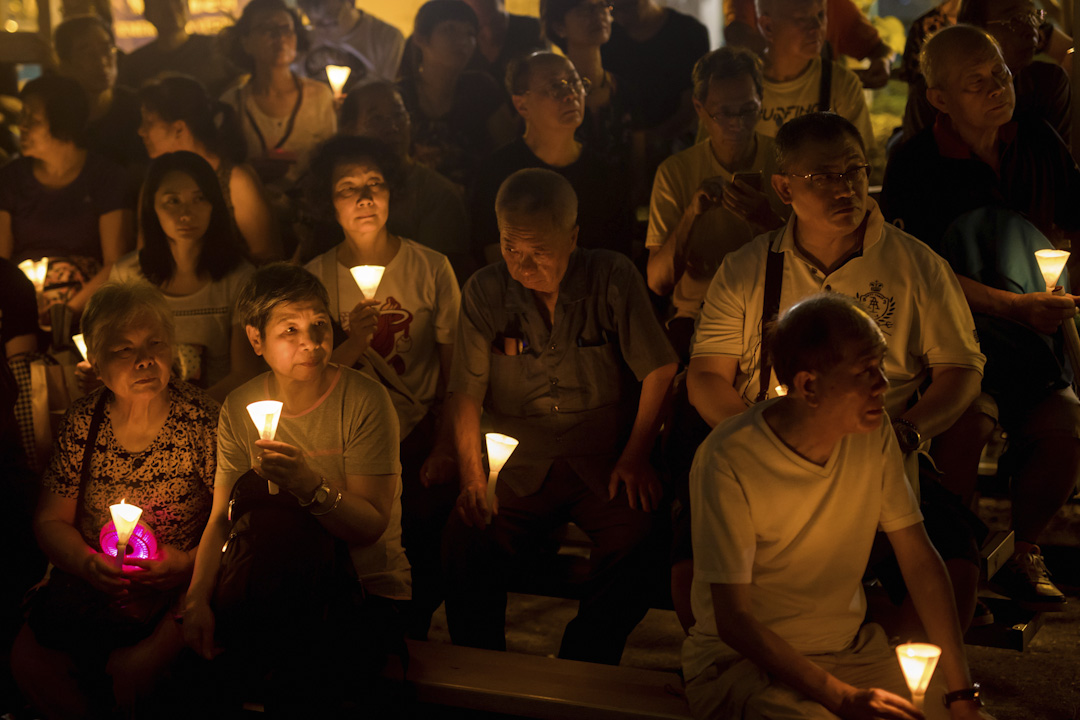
[756,250,785,403]
[819,47,833,112]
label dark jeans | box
[399,411,458,640]
[442,459,653,665]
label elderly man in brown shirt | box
[443,168,679,665]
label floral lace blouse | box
[43,380,219,553]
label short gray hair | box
[81,280,176,362]
[236,262,331,337]
[692,46,763,104]
[921,24,1002,89]
[495,168,578,232]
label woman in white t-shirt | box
[220,0,337,193]
[304,135,460,639]
[110,152,262,402]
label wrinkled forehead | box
[498,213,573,249]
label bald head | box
[921,24,1003,90]
[495,168,578,233]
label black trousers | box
[442,459,653,665]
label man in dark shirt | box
[443,168,678,665]
[470,51,633,265]
[117,0,239,96]
[882,24,1078,611]
[603,0,710,138]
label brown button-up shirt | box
[449,249,678,497]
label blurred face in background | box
[512,55,587,134]
[344,85,412,158]
[153,170,213,246]
[60,23,117,96]
[17,96,66,158]
[982,0,1042,71]
[417,19,477,73]
[242,9,298,69]
[554,0,613,48]
[759,0,826,62]
[695,71,761,163]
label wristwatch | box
[943,683,982,708]
[300,478,332,508]
[892,418,922,454]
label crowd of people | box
[0,0,1076,717]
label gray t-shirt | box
[217,365,410,600]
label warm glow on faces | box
[559,0,613,47]
[420,20,478,72]
[499,213,578,295]
[774,135,869,238]
[347,87,411,158]
[936,53,1015,133]
[517,57,587,131]
[17,97,59,158]
[762,0,826,60]
[331,161,391,239]
[696,73,761,158]
[154,170,212,245]
[94,319,173,400]
[243,10,298,69]
[62,24,118,95]
[247,299,333,383]
[138,107,184,158]
[807,335,888,435]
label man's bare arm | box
[687,355,749,428]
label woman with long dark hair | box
[138,75,281,262]
[111,151,261,401]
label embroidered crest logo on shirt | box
[856,281,896,331]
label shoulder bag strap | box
[74,391,110,527]
[819,48,833,112]
[756,250,785,403]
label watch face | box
[314,483,331,505]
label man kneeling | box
[683,294,992,720]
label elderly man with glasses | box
[468,51,634,265]
[675,112,986,639]
[646,46,788,361]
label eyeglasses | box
[786,164,870,189]
[986,8,1045,31]
[531,76,592,100]
[705,102,762,125]
[569,1,614,17]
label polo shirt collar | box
[504,248,588,311]
[933,113,1019,160]
[772,196,886,256]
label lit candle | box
[72,333,88,361]
[1034,249,1070,291]
[774,385,788,397]
[895,642,941,710]
[325,64,351,97]
[246,401,284,494]
[484,433,519,523]
[349,265,385,300]
[109,499,143,569]
[17,257,49,293]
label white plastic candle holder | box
[1035,249,1070,291]
[350,265,385,300]
[72,333,88,361]
[247,401,284,494]
[895,642,941,710]
[18,257,48,293]
[109,499,143,569]
[326,64,351,97]
[484,433,519,523]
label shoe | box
[970,600,995,627]
[989,546,1068,612]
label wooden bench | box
[392,639,692,720]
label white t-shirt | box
[691,200,985,419]
[110,254,254,389]
[223,76,337,189]
[217,365,410,600]
[757,57,875,152]
[306,239,460,435]
[646,135,787,320]
[301,10,405,85]
[682,400,923,681]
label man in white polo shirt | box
[680,112,985,636]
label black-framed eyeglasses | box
[986,8,1046,31]
[705,102,762,125]
[787,164,870,189]
[531,76,592,100]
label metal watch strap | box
[310,490,343,516]
[942,684,982,708]
[298,478,328,508]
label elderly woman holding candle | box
[11,280,218,718]
[303,134,461,639]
